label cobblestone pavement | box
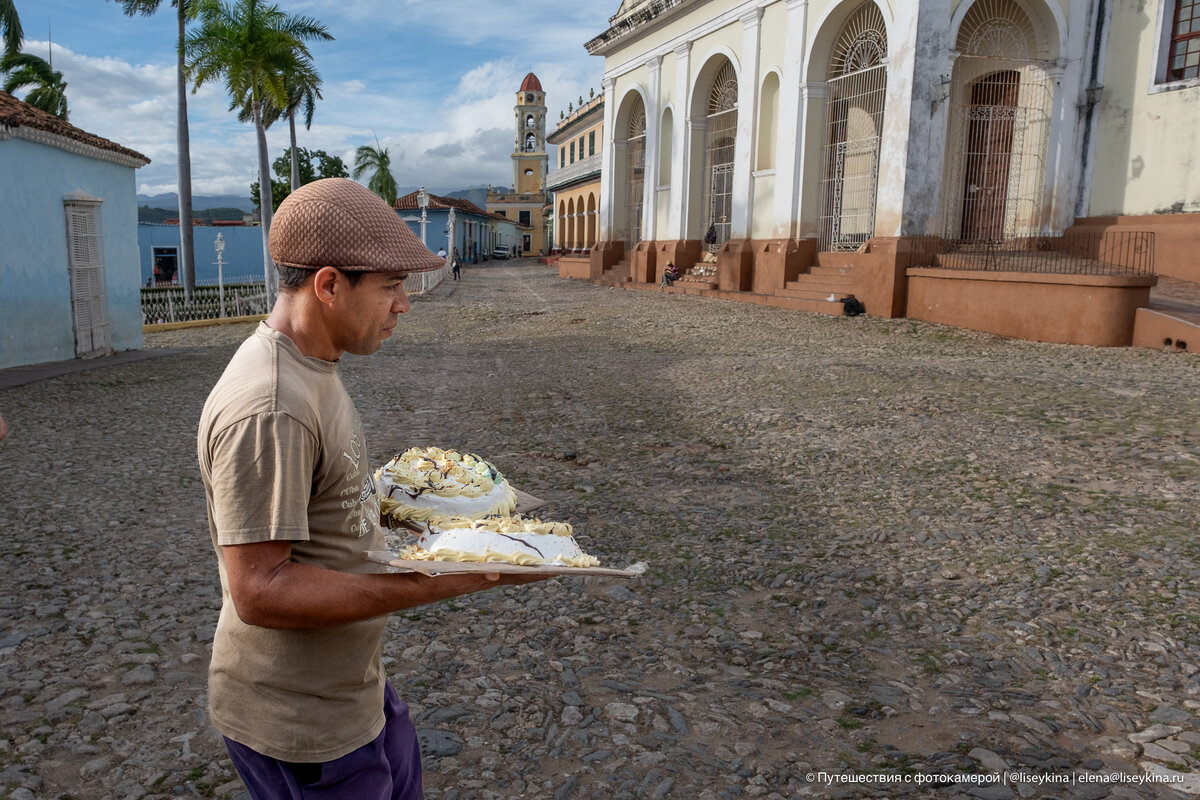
[3,259,1200,800]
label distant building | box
[0,91,149,370]
[395,191,520,263]
[547,91,603,256]
[487,73,552,256]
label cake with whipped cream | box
[398,514,600,567]
[376,446,517,524]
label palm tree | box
[186,0,332,305]
[1,0,22,57]
[242,70,322,191]
[353,141,398,207]
[1,52,68,119]
[115,0,198,301]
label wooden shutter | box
[64,201,111,357]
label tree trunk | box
[289,109,299,190]
[176,5,196,302]
[254,100,277,307]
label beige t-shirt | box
[197,323,390,762]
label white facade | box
[586,0,1197,257]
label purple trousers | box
[223,682,423,800]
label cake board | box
[363,551,645,579]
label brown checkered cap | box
[269,178,444,274]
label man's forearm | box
[224,540,538,629]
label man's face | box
[331,271,410,356]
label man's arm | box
[224,540,544,629]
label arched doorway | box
[586,193,597,247]
[701,59,738,248]
[942,0,1055,241]
[817,2,888,252]
[625,97,647,251]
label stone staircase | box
[677,261,717,289]
[594,258,631,286]
[1134,275,1200,352]
[771,254,856,316]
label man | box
[197,178,540,799]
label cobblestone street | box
[2,259,1200,799]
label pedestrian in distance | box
[196,178,545,800]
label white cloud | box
[18,2,612,199]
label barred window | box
[589,131,595,156]
[1170,0,1200,80]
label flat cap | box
[269,178,444,274]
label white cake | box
[376,446,517,523]
[399,515,600,568]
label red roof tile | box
[0,91,149,165]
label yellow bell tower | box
[513,73,548,194]
[488,72,550,255]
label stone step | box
[816,251,861,269]
[809,264,853,278]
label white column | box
[796,82,826,237]
[643,55,663,242]
[732,8,763,239]
[598,77,618,242]
[773,0,808,240]
[667,41,692,239]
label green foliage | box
[250,147,348,210]
[352,143,398,206]
[1,0,23,57]
[1,51,68,119]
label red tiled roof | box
[394,191,490,216]
[0,91,149,165]
[520,72,543,93]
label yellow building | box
[487,73,552,256]
[547,92,604,254]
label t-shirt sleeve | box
[207,412,317,546]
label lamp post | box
[417,186,430,248]
[214,232,226,318]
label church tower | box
[513,72,548,195]
[487,72,551,256]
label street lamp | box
[417,186,430,247]
[214,232,226,318]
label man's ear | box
[312,267,341,304]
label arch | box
[941,0,1058,240]
[625,96,648,250]
[566,196,576,249]
[525,113,536,129]
[587,192,597,247]
[659,106,674,187]
[803,0,893,83]
[686,52,739,245]
[524,132,536,152]
[816,2,889,251]
[611,84,650,249]
[949,0,1064,62]
[757,70,780,171]
[558,199,567,248]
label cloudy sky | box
[14,0,614,200]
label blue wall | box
[398,208,521,263]
[138,223,266,285]
[0,137,144,370]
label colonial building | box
[547,91,604,254]
[0,91,149,369]
[577,0,1200,348]
[395,190,520,263]
[487,73,552,256]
